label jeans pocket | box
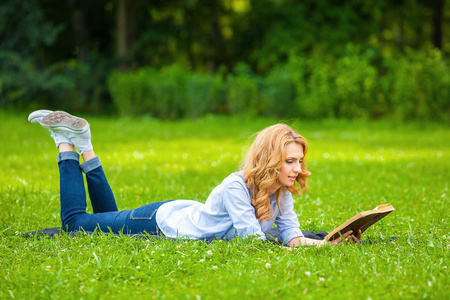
[129,206,158,220]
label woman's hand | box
[327,230,361,246]
[287,236,328,247]
[286,230,361,248]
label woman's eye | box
[286,160,293,163]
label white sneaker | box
[28,109,73,148]
[40,111,93,154]
[28,109,54,124]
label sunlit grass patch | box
[0,112,449,299]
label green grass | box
[1,111,449,299]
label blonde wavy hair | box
[242,124,311,222]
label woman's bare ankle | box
[58,143,75,153]
[82,150,96,162]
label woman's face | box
[278,142,304,188]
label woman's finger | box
[350,235,359,243]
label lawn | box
[1,111,449,299]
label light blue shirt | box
[155,172,303,245]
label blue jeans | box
[58,152,170,234]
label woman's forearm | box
[287,236,326,247]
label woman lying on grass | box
[28,110,361,247]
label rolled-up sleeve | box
[275,194,303,245]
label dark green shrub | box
[384,49,449,122]
[288,56,337,119]
[287,56,311,118]
[303,60,337,119]
[151,64,187,119]
[334,53,379,119]
[261,66,296,118]
[0,51,111,113]
[109,65,189,119]
[185,73,215,119]
[226,63,259,116]
[108,67,156,116]
[210,71,228,114]
[106,52,449,122]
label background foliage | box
[0,0,449,121]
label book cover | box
[325,204,395,241]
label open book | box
[325,204,395,241]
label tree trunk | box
[117,0,135,71]
[431,0,445,49]
[69,0,88,63]
[206,8,223,73]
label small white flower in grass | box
[80,286,85,292]
[206,250,213,256]
[212,266,218,269]
[411,219,414,222]
[199,259,205,262]
[443,266,447,269]
[265,263,271,269]
[130,276,135,279]
[305,271,311,276]
[136,266,140,269]
[151,251,155,255]
[268,249,273,253]
[447,245,450,250]
[428,281,432,287]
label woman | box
[28,110,360,247]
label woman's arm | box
[287,230,361,247]
[288,236,326,247]
[223,180,266,239]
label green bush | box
[107,52,449,123]
[261,66,296,118]
[109,65,187,119]
[108,67,156,116]
[0,52,72,109]
[185,73,215,119]
[210,70,228,114]
[226,63,260,116]
[0,51,113,113]
[384,49,450,122]
[291,59,337,119]
[334,53,379,119]
[152,65,187,119]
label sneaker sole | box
[28,109,54,124]
[40,111,89,134]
